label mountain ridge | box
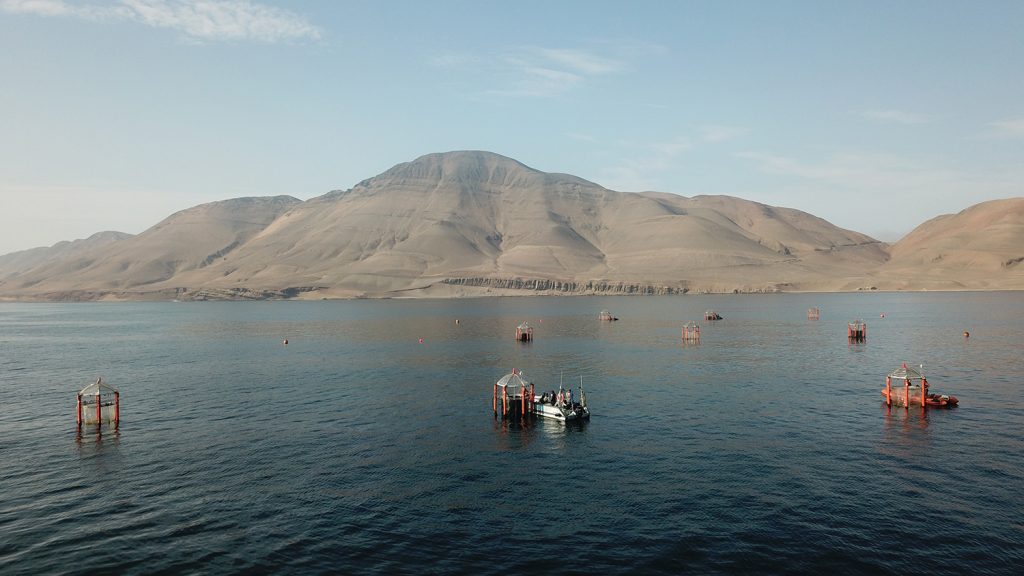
[1,151,1020,300]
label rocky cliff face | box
[439,277,689,295]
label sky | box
[1,0,1022,255]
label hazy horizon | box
[2,0,1022,255]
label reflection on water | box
[74,425,120,449]
[881,403,932,439]
[491,413,590,453]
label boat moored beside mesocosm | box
[492,369,590,422]
[535,374,590,422]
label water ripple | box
[0,295,1022,574]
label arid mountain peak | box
[0,153,1020,300]
[345,150,601,197]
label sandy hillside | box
[0,151,1020,300]
[0,231,133,281]
[870,197,1024,290]
[2,196,299,296]
[167,151,887,296]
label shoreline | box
[1,285,1021,303]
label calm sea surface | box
[1,293,1023,575]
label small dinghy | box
[924,393,959,407]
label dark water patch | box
[1,294,1022,574]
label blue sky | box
[1,0,1021,254]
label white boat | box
[534,376,590,422]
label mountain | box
[164,151,886,297]
[0,231,133,281]
[878,198,1024,290]
[0,151,1018,300]
[1,196,300,298]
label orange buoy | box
[963,331,969,338]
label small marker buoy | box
[963,331,969,338]
[283,339,288,345]
[455,319,460,325]
[419,338,424,344]
[880,313,885,318]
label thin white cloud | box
[428,51,481,69]
[534,48,623,75]
[736,150,944,184]
[600,137,692,192]
[701,125,748,143]
[734,149,1024,203]
[431,44,626,99]
[522,66,582,85]
[1,0,114,18]
[0,0,321,43]
[650,138,692,158]
[982,117,1024,139]
[860,109,930,125]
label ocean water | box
[1,293,1022,575]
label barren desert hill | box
[0,151,1020,300]
[888,198,1024,268]
[162,151,888,296]
[0,195,300,295]
[873,197,1024,290]
[0,231,133,281]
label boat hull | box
[534,402,590,422]
[880,390,959,408]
